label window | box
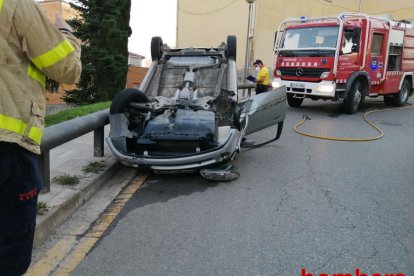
[371,33,384,55]
[282,26,339,49]
[341,27,361,55]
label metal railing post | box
[40,109,109,192]
[94,126,105,157]
[39,151,50,193]
[238,83,255,100]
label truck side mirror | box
[274,31,278,50]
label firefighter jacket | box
[0,0,81,154]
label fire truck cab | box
[272,13,414,114]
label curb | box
[34,161,123,248]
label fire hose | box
[293,104,414,142]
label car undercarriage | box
[106,36,287,180]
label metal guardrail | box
[39,109,110,192]
[238,83,255,98]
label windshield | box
[282,26,339,49]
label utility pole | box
[244,0,256,83]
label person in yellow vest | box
[0,0,81,274]
[253,59,270,94]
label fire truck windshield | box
[282,26,339,49]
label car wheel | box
[391,79,410,107]
[344,80,364,114]
[287,93,303,107]
[110,88,148,115]
[226,35,237,61]
[151,36,163,61]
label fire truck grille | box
[279,67,328,78]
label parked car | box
[106,36,287,180]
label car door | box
[367,30,387,89]
[239,86,287,135]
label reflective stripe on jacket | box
[0,0,81,154]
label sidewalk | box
[34,126,120,247]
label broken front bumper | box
[105,129,241,172]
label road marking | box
[26,235,77,276]
[26,173,147,276]
[55,173,147,275]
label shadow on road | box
[130,172,219,208]
[100,172,220,233]
[289,98,391,119]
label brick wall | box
[126,66,148,89]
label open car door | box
[241,86,287,135]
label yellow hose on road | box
[293,104,414,142]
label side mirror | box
[274,31,278,50]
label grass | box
[37,201,49,215]
[52,174,80,186]
[82,161,106,174]
[45,101,111,127]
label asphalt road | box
[74,99,414,276]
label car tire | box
[110,88,148,115]
[287,93,303,107]
[344,80,364,114]
[391,79,410,107]
[226,35,237,61]
[151,36,163,61]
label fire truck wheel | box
[383,96,394,106]
[287,93,303,107]
[345,80,363,114]
[392,79,410,107]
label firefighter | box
[253,59,270,94]
[0,0,81,274]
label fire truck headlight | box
[272,80,282,88]
[320,71,330,79]
[275,70,281,76]
[316,84,335,94]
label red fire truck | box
[272,13,414,113]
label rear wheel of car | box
[344,80,364,114]
[226,35,237,61]
[287,93,303,107]
[391,79,410,107]
[110,88,148,115]
[151,36,163,61]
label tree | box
[63,0,132,105]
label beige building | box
[177,0,414,77]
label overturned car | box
[106,36,287,180]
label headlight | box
[315,84,335,94]
[320,71,330,79]
[275,70,281,76]
[272,80,282,88]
